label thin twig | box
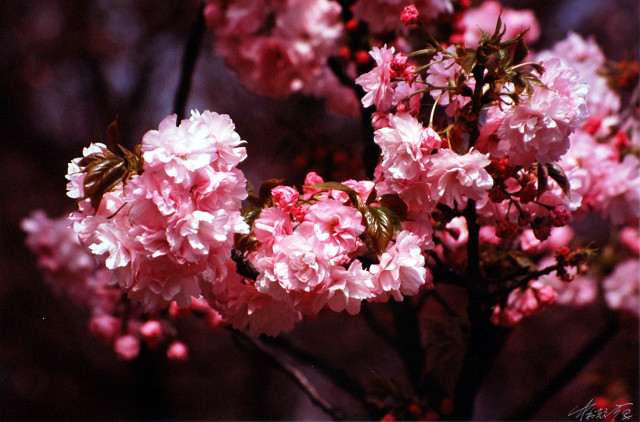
[230,329,345,421]
[173,2,206,121]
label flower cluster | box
[22,211,226,361]
[67,110,249,311]
[222,173,433,335]
[22,2,640,355]
[203,0,354,111]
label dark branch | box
[262,335,368,404]
[173,2,206,121]
[230,329,346,421]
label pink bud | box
[534,284,558,306]
[166,341,189,361]
[515,288,539,316]
[302,171,324,196]
[139,320,163,349]
[390,53,408,73]
[271,185,300,213]
[89,314,121,344]
[400,5,420,25]
[114,334,140,361]
[402,65,417,84]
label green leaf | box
[363,206,402,255]
[308,182,362,209]
[546,162,572,198]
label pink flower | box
[375,113,441,183]
[356,44,396,110]
[620,227,640,255]
[253,207,294,248]
[326,260,376,315]
[303,171,325,196]
[166,341,189,361]
[304,198,365,262]
[538,33,620,117]
[460,1,540,47]
[142,110,247,185]
[272,185,300,213]
[114,334,140,361]
[427,148,493,207]
[209,0,344,101]
[370,230,430,300]
[204,262,302,337]
[256,222,331,293]
[425,47,472,116]
[353,0,453,33]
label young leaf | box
[536,162,548,200]
[377,194,408,221]
[546,162,572,198]
[362,206,402,255]
[308,182,362,209]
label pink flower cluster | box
[373,112,493,217]
[22,211,225,361]
[67,110,249,311]
[480,58,589,167]
[456,1,540,46]
[490,280,557,326]
[203,0,357,114]
[212,173,433,336]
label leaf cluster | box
[78,117,144,212]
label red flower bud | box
[400,5,420,25]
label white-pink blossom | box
[375,113,441,182]
[356,44,396,110]
[494,58,589,166]
[427,148,493,207]
[303,198,365,262]
[370,230,431,300]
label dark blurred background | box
[1,0,638,420]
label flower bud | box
[400,5,420,25]
[166,341,189,361]
[114,334,140,361]
[89,314,121,344]
[140,320,163,349]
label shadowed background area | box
[0,0,637,420]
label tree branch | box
[173,2,206,121]
[261,335,368,405]
[230,329,346,421]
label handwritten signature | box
[568,398,634,421]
